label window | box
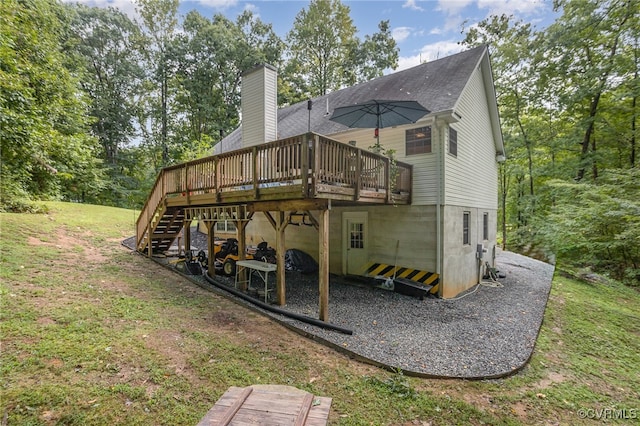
[350,222,364,249]
[463,211,470,245]
[483,212,489,241]
[215,220,237,233]
[406,126,431,155]
[449,127,458,157]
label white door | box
[343,212,368,276]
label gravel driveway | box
[125,231,554,379]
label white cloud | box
[436,0,474,16]
[61,0,138,18]
[392,26,413,43]
[195,0,238,9]
[477,0,545,16]
[397,40,464,71]
[402,0,424,12]
[443,14,465,32]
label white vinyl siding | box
[241,65,277,148]
[444,67,498,210]
[329,120,439,205]
[264,70,277,142]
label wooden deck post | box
[235,219,250,291]
[276,211,287,305]
[263,211,288,306]
[319,208,329,322]
[205,222,216,277]
[184,218,191,256]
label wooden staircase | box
[136,190,186,254]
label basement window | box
[406,126,431,155]
[449,127,458,157]
[483,212,489,241]
[463,211,470,245]
[216,220,237,233]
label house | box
[215,45,504,297]
[136,45,504,320]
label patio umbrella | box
[329,99,429,147]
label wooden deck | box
[136,133,412,254]
[196,385,332,425]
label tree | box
[284,0,357,98]
[461,14,541,249]
[0,0,104,210]
[135,0,179,168]
[65,4,145,206]
[346,20,399,85]
[542,0,637,181]
[540,169,640,285]
[173,10,283,154]
[284,0,399,101]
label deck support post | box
[264,211,288,305]
[319,208,329,322]
[276,211,287,306]
[205,222,216,277]
[183,218,191,257]
[235,217,252,291]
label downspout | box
[436,118,445,297]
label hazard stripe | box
[405,269,420,280]
[423,273,439,286]
[363,262,440,294]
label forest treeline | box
[1,0,638,285]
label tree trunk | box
[576,92,601,181]
[632,94,637,168]
[161,61,168,165]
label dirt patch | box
[536,371,565,389]
[27,228,108,264]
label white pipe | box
[436,120,444,297]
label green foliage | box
[64,4,147,207]
[173,9,284,150]
[284,0,398,100]
[364,369,417,399]
[0,0,106,210]
[462,2,639,280]
[285,0,357,97]
[539,169,640,285]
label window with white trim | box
[405,126,432,155]
[463,211,470,245]
[483,212,489,241]
[449,126,458,157]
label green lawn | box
[1,202,638,425]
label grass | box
[1,201,639,425]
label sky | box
[64,0,560,71]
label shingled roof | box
[216,45,488,153]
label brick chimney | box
[241,64,278,148]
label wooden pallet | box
[197,385,332,426]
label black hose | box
[204,273,353,335]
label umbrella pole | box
[374,104,381,152]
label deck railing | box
[136,133,412,249]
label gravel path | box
[124,229,554,379]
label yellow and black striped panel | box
[364,262,440,294]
